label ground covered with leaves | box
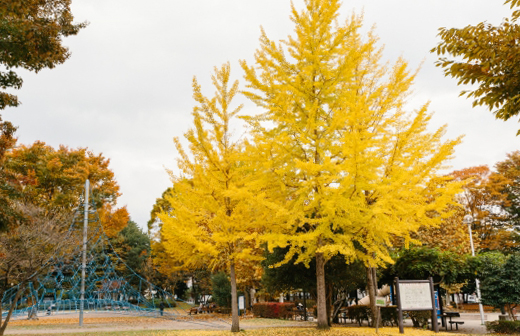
[3,315,503,336]
[5,322,483,336]
[6,328,468,336]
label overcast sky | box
[4,0,520,230]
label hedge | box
[252,302,295,318]
[150,298,177,307]
[345,305,371,325]
[486,320,520,334]
[407,310,431,328]
[344,306,399,327]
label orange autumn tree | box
[242,0,463,328]
[415,206,475,255]
[98,204,130,238]
[451,166,513,251]
[5,141,128,235]
[495,151,520,250]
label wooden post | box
[376,306,380,334]
[429,277,439,333]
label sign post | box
[375,296,385,334]
[238,295,245,316]
[395,277,439,334]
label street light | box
[463,214,485,325]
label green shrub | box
[346,305,371,325]
[211,272,231,308]
[407,310,431,328]
[293,299,316,308]
[486,320,520,334]
[343,305,403,327]
[150,298,176,308]
[380,306,398,326]
[216,307,231,314]
[252,302,295,318]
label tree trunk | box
[366,266,378,327]
[230,262,240,332]
[244,287,250,314]
[303,291,308,321]
[192,276,198,304]
[326,282,333,326]
[316,253,329,329]
[0,286,23,336]
[508,303,514,321]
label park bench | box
[200,306,213,314]
[442,312,464,330]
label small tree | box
[0,203,73,336]
[211,272,231,308]
[481,253,520,320]
[388,247,471,285]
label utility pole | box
[79,179,89,326]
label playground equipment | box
[1,181,182,320]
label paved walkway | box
[437,312,500,334]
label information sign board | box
[398,282,432,310]
[375,296,386,307]
[395,277,438,334]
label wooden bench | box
[200,306,213,314]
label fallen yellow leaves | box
[150,328,463,336]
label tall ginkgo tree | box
[159,64,271,332]
[241,0,463,329]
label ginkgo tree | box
[241,0,463,329]
[159,64,272,332]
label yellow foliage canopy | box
[241,0,463,267]
[158,64,273,273]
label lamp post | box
[463,214,485,325]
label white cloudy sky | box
[4,0,520,230]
